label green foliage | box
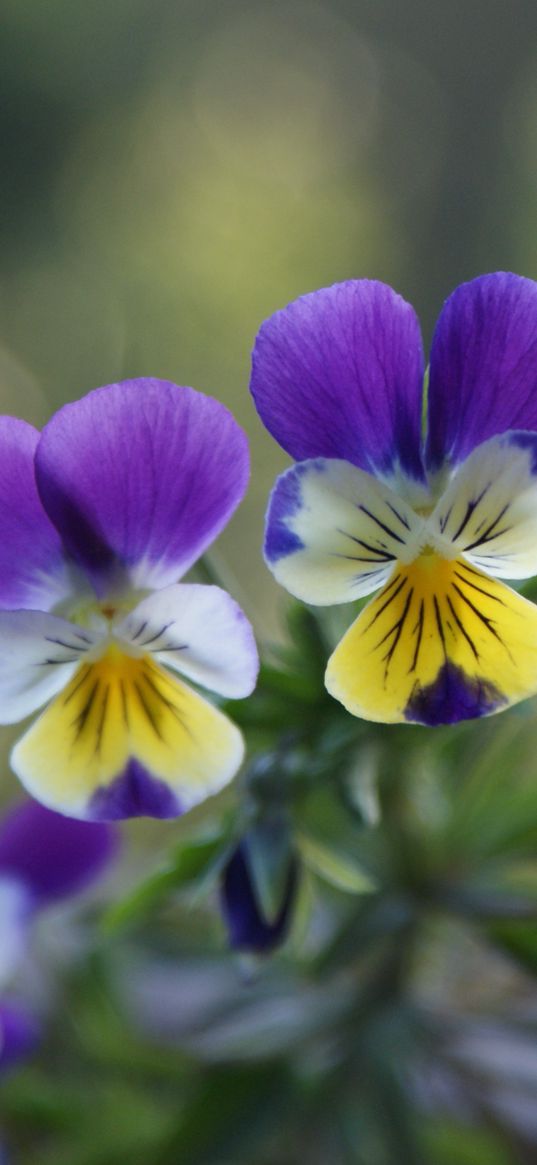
[5,601,537,1163]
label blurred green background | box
[3,2,537,1162]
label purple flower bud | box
[220,843,298,954]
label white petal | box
[264,458,422,604]
[430,432,537,578]
[115,584,258,699]
[0,610,97,723]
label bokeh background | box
[3,2,537,1162]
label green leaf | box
[243,821,294,922]
[296,831,377,894]
[103,835,231,932]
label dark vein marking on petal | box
[364,576,408,631]
[449,484,491,542]
[45,636,88,654]
[446,595,479,660]
[462,504,511,552]
[133,680,164,740]
[119,679,129,729]
[409,599,425,673]
[138,622,174,648]
[433,596,447,658]
[385,502,411,530]
[357,505,406,545]
[39,656,80,665]
[378,588,414,679]
[439,505,453,534]
[381,571,403,595]
[63,666,92,705]
[335,528,396,560]
[453,570,505,604]
[155,643,188,653]
[72,680,100,739]
[331,552,395,564]
[451,583,508,654]
[95,685,110,755]
[130,620,148,642]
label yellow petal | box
[11,646,244,819]
[326,556,537,725]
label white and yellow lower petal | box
[115,583,258,698]
[264,458,423,604]
[0,610,96,724]
[11,646,244,820]
[431,431,537,578]
[326,555,537,725]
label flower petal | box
[116,584,258,698]
[35,380,250,595]
[0,800,118,906]
[0,1000,40,1074]
[427,273,537,472]
[431,431,537,578]
[325,556,537,725]
[264,458,421,604]
[0,417,72,610]
[0,879,32,986]
[11,650,244,820]
[0,610,97,724]
[251,280,426,482]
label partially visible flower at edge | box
[251,273,537,726]
[220,842,298,954]
[0,380,258,819]
[0,797,117,1074]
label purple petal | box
[220,844,297,954]
[0,999,40,1074]
[88,760,183,821]
[404,661,505,726]
[0,799,118,906]
[427,273,537,471]
[0,418,71,610]
[35,380,250,595]
[250,280,426,482]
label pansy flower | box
[251,274,537,725]
[0,797,117,1073]
[0,380,258,818]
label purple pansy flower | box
[0,380,258,819]
[251,274,537,726]
[0,798,116,1074]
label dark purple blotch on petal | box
[0,1000,40,1075]
[506,431,537,475]
[264,462,323,563]
[88,759,183,821]
[404,661,506,726]
[220,843,298,954]
[0,800,117,907]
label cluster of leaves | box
[3,604,537,1164]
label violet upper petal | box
[35,380,250,596]
[0,799,118,906]
[0,418,72,611]
[426,272,537,472]
[250,280,426,482]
